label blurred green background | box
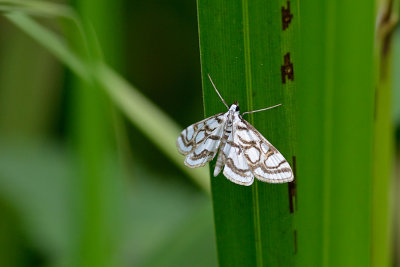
[0,0,399,267]
[0,0,217,267]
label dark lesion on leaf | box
[281,52,294,84]
[288,155,297,213]
[282,1,293,30]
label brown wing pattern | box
[176,113,226,168]
[231,118,293,183]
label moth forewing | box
[177,112,226,167]
[238,119,294,183]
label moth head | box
[230,102,240,113]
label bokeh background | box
[0,0,399,266]
[0,0,217,266]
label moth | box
[176,75,293,186]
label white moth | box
[176,74,294,186]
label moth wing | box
[177,112,225,155]
[235,118,294,183]
[222,131,254,185]
[176,113,226,168]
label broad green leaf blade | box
[197,0,297,265]
[297,0,377,266]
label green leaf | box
[66,1,123,266]
[370,2,398,266]
[197,0,297,265]
[198,0,391,266]
[297,0,379,266]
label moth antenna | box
[242,104,282,116]
[208,74,229,109]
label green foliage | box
[197,0,297,265]
[68,0,120,266]
[370,2,398,266]
[198,0,394,266]
[4,7,209,192]
[297,0,386,266]
[0,141,216,266]
[0,0,396,266]
[0,1,214,266]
